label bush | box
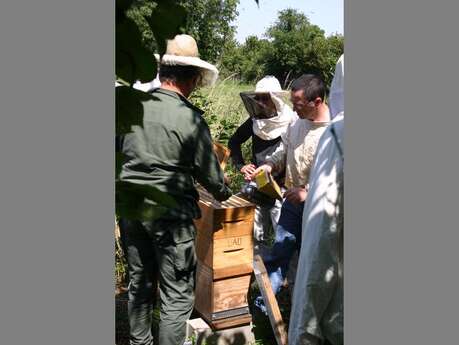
[219,9,344,88]
[190,79,255,192]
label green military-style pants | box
[119,218,197,345]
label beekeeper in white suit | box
[288,54,344,345]
[229,76,297,244]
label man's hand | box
[284,187,307,205]
[249,163,273,181]
[223,173,231,185]
[240,164,256,181]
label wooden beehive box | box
[194,186,255,329]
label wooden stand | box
[253,255,288,345]
[194,186,255,330]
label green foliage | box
[220,36,272,83]
[190,79,251,144]
[128,0,240,65]
[147,1,188,55]
[179,0,239,63]
[190,79,254,192]
[116,15,157,84]
[220,8,344,88]
[125,0,157,53]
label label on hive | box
[227,237,242,248]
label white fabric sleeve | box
[266,137,286,173]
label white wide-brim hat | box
[253,75,288,96]
[155,34,219,87]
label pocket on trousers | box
[174,239,197,273]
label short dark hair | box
[290,74,326,101]
[159,64,202,84]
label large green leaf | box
[148,1,187,55]
[116,0,134,12]
[116,86,155,134]
[115,50,135,85]
[116,17,157,84]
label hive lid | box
[196,185,254,209]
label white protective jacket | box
[267,118,330,189]
[288,55,344,345]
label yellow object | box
[255,169,283,200]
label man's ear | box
[189,75,200,92]
[183,77,198,97]
[314,97,323,106]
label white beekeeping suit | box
[133,73,161,93]
[288,55,344,345]
[115,73,161,92]
[329,54,344,120]
[240,76,297,141]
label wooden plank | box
[214,206,255,223]
[253,255,288,345]
[196,233,252,270]
[213,263,253,280]
[213,274,251,312]
[213,235,252,271]
[196,217,253,272]
[194,263,214,321]
[196,218,253,240]
[213,220,253,239]
[195,230,213,267]
[195,199,254,234]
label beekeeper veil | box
[329,54,344,119]
[240,76,297,140]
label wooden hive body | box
[194,186,255,329]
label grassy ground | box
[115,79,294,344]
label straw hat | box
[155,34,219,87]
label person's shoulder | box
[287,117,303,133]
[153,88,202,110]
[155,88,205,120]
